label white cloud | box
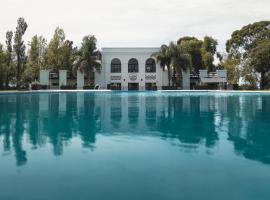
[0,0,269,52]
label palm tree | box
[73,35,101,86]
[152,45,172,86]
[168,42,191,87]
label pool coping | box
[0,89,270,95]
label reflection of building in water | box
[1,93,270,166]
[94,93,169,134]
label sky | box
[0,0,269,52]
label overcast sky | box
[0,0,269,52]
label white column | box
[39,70,50,85]
[59,70,67,87]
[199,70,208,78]
[77,70,84,89]
[59,93,67,115]
[182,69,190,90]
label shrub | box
[60,85,76,90]
[162,86,178,90]
[83,85,94,90]
[238,84,258,90]
[31,83,48,90]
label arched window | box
[111,58,121,73]
[145,58,156,73]
[128,58,139,73]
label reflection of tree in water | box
[227,96,270,164]
[128,95,139,127]
[157,95,218,148]
[1,93,270,166]
[0,93,100,165]
[78,93,98,149]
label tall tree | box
[177,36,203,73]
[220,56,241,84]
[13,17,28,86]
[74,35,101,85]
[201,36,218,72]
[0,43,6,89]
[44,27,66,71]
[168,42,191,86]
[24,35,47,82]
[249,40,270,89]
[226,21,270,88]
[5,31,14,88]
[152,45,172,86]
[58,40,75,72]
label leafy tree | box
[177,37,203,73]
[226,21,270,88]
[45,27,66,71]
[73,35,101,85]
[201,36,218,72]
[220,56,241,84]
[177,36,218,73]
[249,40,270,89]
[58,40,75,71]
[44,27,75,74]
[152,45,172,86]
[13,17,28,86]
[25,35,47,82]
[0,43,6,89]
[168,42,191,86]
[5,31,14,88]
[226,21,270,59]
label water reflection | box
[0,92,270,166]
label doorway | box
[128,83,139,90]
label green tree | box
[0,43,6,89]
[249,40,270,89]
[177,36,203,73]
[201,36,218,72]
[152,45,172,86]
[13,17,28,86]
[24,35,47,82]
[220,56,241,84]
[226,21,270,88]
[58,40,75,71]
[168,42,191,86]
[5,31,14,88]
[74,35,101,85]
[44,27,66,71]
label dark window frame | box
[145,58,156,73]
[128,58,139,73]
[111,58,121,73]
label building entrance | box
[128,83,139,90]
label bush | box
[60,85,76,90]
[83,85,94,90]
[31,84,48,90]
[238,84,258,90]
[5,86,18,90]
[162,86,178,90]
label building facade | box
[95,48,170,90]
[39,47,227,90]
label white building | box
[95,47,171,90]
[39,47,227,90]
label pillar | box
[77,70,84,89]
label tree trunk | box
[168,67,171,87]
[5,70,9,89]
[260,72,266,90]
[172,67,176,87]
[16,57,20,87]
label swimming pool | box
[0,91,270,200]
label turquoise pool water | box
[0,91,270,200]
